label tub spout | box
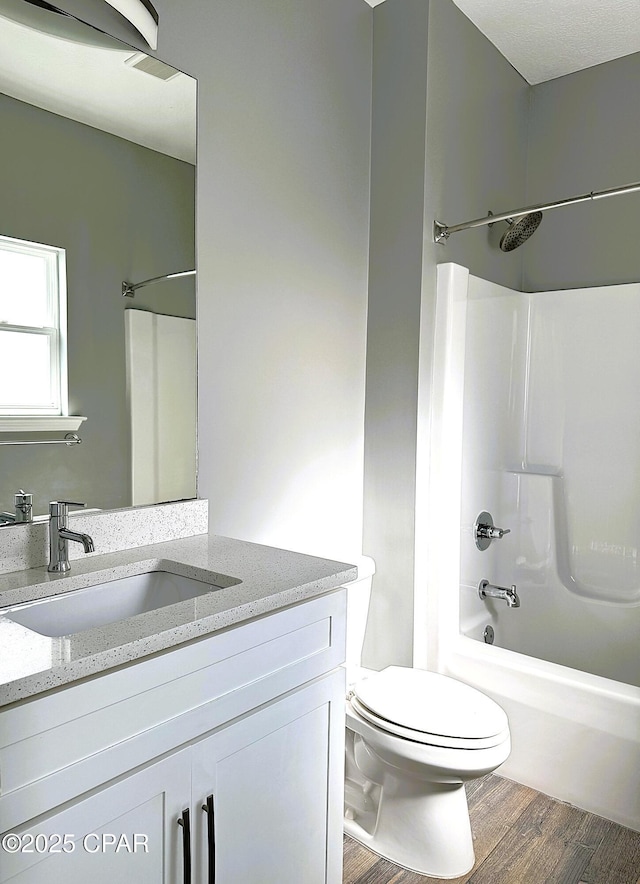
[478,579,520,608]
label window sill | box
[0,416,87,434]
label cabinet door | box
[192,670,345,884]
[0,749,191,884]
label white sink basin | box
[4,571,219,637]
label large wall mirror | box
[0,0,197,522]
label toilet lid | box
[352,667,509,745]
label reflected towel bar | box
[122,269,196,298]
[0,433,81,446]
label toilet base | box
[344,774,475,879]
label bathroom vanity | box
[0,532,354,883]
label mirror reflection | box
[0,0,197,521]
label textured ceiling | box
[367,0,640,84]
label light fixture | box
[101,0,157,49]
[0,0,158,50]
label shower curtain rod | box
[122,269,196,298]
[433,180,640,244]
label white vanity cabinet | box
[0,749,192,884]
[0,590,346,884]
[191,672,342,884]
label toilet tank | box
[344,555,376,677]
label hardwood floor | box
[343,775,640,884]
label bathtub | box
[461,565,640,688]
[416,263,640,831]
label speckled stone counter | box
[0,534,356,707]
[0,499,209,574]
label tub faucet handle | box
[487,525,510,539]
[474,511,511,550]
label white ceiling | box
[368,0,640,84]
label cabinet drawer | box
[0,589,346,830]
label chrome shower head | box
[499,211,543,251]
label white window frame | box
[0,234,68,418]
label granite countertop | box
[0,534,356,707]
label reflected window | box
[0,234,67,415]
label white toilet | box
[344,558,511,879]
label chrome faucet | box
[48,501,95,573]
[474,511,511,551]
[0,490,33,525]
[478,579,520,608]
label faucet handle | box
[14,490,33,523]
[49,500,86,517]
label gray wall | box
[0,93,194,517]
[151,0,528,668]
[362,0,529,668]
[154,0,373,564]
[362,0,429,667]
[524,52,640,291]
[424,0,530,291]
[151,0,639,672]
[24,0,630,672]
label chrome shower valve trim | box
[474,511,511,551]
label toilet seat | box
[350,666,510,750]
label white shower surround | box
[417,263,640,831]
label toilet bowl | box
[343,560,511,878]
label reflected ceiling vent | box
[126,51,180,81]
